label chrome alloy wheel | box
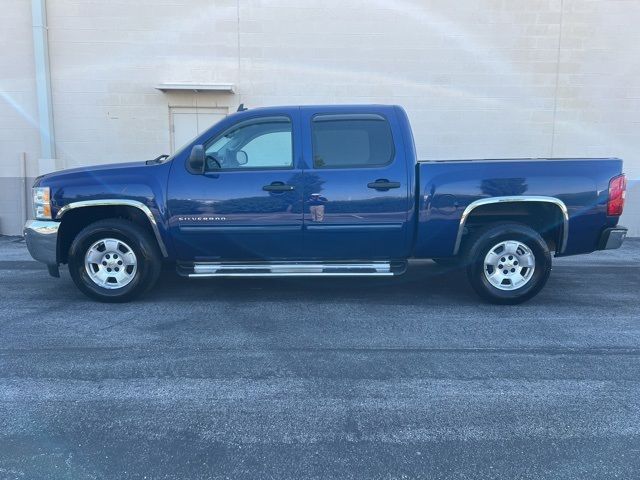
[84,238,137,289]
[483,240,536,291]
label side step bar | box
[178,261,406,278]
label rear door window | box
[311,114,394,168]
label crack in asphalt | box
[2,346,640,355]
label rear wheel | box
[465,223,551,304]
[68,219,161,302]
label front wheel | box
[465,223,552,304]
[68,219,162,302]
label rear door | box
[300,107,412,259]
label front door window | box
[204,117,293,171]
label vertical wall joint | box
[31,0,56,163]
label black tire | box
[68,218,162,302]
[464,223,552,305]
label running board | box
[178,261,406,278]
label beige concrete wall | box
[0,0,638,235]
[553,0,640,233]
[0,1,41,234]
[45,0,239,167]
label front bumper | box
[598,226,627,250]
[23,220,60,276]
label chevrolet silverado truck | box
[24,104,628,304]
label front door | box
[300,107,412,259]
[167,111,304,261]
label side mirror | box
[188,145,205,173]
[236,150,248,166]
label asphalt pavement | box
[1,236,639,479]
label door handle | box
[263,182,295,192]
[367,179,401,191]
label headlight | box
[33,187,52,219]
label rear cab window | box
[311,114,395,168]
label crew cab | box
[23,104,628,303]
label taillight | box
[607,174,626,216]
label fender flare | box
[56,199,169,257]
[453,196,569,255]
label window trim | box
[185,115,295,174]
[310,113,396,169]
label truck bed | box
[413,157,623,258]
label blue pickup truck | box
[24,104,627,304]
